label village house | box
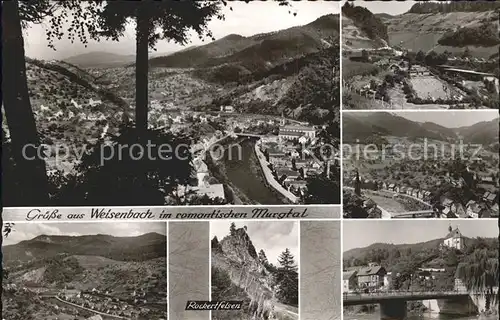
[343,271,358,293]
[220,105,234,113]
[466,200,481,218]
[442,227,464,250]
[286,180,308,195]
[483,192,498,205]
[267,149,289,167]
[276,167,300,182]
[384,272,391,288]
[193,158,209,187]
[355,264,387,290]
[278,125,316,141]
[290,149,300,158]
[450,203,467,218]
[409,65,430,76]
[293,159,309,169]
[491,203,499,217]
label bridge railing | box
[343,288,468,299]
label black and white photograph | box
[211,221,299,320]
[342,110,499,219]
[342,1,499,110]
[2,0,341,207]
[342,220,499,320]
[1,222,168,320]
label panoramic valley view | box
[1,223,168,320]
[343,220,499,320]
[343,111,499,219]
[342,1,500,109]
[211,221,299,320]
[2,0,341,206]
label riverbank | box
[254,140,298,203]
[206,137,289,205]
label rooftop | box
[343,271,357,280]
[356,265,385,277]
[445,228,461,239]
[279,125,315,132]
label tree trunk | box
[2,0,49,205]
[135,8,150,133]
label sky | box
[343,0,416,16]
[398,110,499,128]
[23,1,340,60]
[3,222,167,246]
[343,220,499,252]
[210,221,298,266]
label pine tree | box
[230,222,236,236]
[275,248,299,306]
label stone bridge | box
[343,290,471,320]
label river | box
[344,312,498,320]
[208,136,286,204]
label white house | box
[343,271,357,293]
[443,227,463,250]
[220,105,234,113]
[279,125,316,141]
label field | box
[388,32,444,53]
[364,193,407,213]
[343,91,393,110]
[385,10,500,58]
[410,76,451,99]
[387,84,449,109]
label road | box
[344,187,392,219]
[345,187,432,219]
[43,295,130,320]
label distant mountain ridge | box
[62,50,172,68]
[63,51,136,68]
[343,112,499,146]
[343,235,496,261]
[3,232,166,263]
[149,14,339,69]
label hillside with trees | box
[408,1,500,14]
[343,112,500,146]
[342,2,388,43]
[438,23,500,47]
[344,232,498,293]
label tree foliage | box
[437,23,500,47]
[48,124,194,205]
[275,248,299,306]
[342,1,388,42]
[408,1,500,14]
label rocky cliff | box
[212,227,292,319]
